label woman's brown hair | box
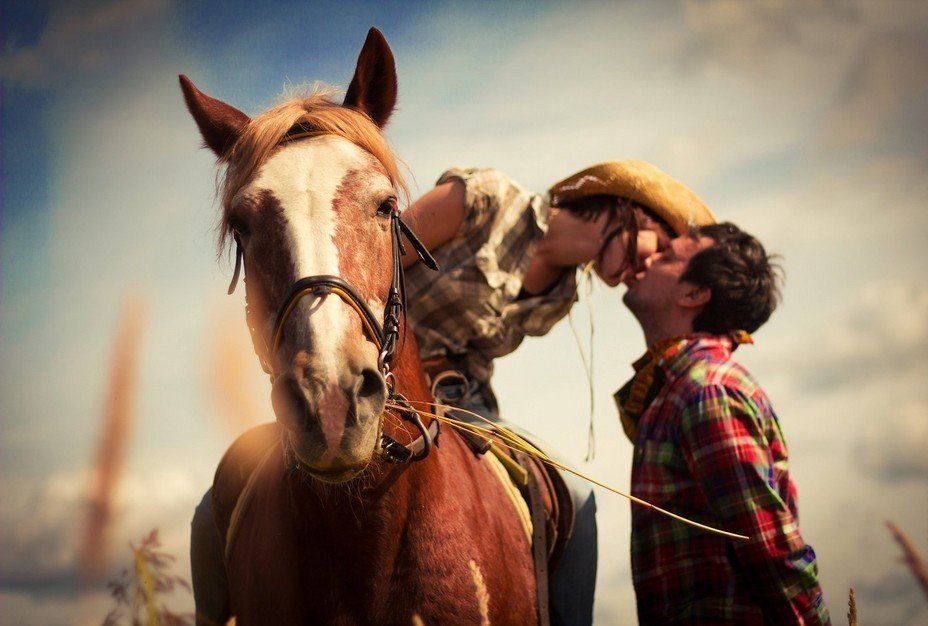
[558,195,673,279]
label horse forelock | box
[217,87,406,258]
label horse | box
[180,28,544,625]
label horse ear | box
[343,27,397,128]
[179,74,250,159]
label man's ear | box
[678,283,711,309]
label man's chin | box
[597,268,634,289]
[622,288,639,309]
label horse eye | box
[376,196,397,218]
[230,226,248,241]
[228,215,250,238]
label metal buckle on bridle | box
[379,393,441,464]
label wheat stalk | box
[886,520,928,599]
[847,587,857,626]
[79,290,146,581]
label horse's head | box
[181,29,410,482]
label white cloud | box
[857,401,928,481]
[390,0,928,210]
[821,31,928,152]
[0,0,171,87]
[749,278,928,395]
[0,589,113,626]
[1,466,199,586]
[0,0,229,477]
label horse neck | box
[390,326,431,406]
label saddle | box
[424,362,576,581]
[456,429,574,626]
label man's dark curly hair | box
[681,222,783,334]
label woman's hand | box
[537,209,610,266]
[522,209,610,295]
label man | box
[616,223,830,624]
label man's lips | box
[624,270,647,287]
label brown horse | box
[181,29,538,624]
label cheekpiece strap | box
[228,236,244,295]
[395,214,439,271]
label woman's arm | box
[399,180,466,269]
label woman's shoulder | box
[438,166,536,197]
[437,167,539,225]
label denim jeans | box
[191,380,598,626]
[190,489,228,626]
[436,377,598,626]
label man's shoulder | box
[663,354,779,439]
[668,343,767,405]
[685,354,756,387]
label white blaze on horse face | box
[244,135,392,380]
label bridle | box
[226,140,441,465]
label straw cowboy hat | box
[548,160,717,235]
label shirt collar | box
[654,331,753,382]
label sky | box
[1,0,927,624]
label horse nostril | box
[271,374,308,430]
[358,368,386,401]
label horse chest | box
[226,458,537,625]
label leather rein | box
[226,145,441,465]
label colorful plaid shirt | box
[623,334,829,624]
[404,168,576,385]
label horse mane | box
[217,84,407,254]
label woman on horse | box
[397,160,717,625]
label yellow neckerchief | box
[614,336,686,442]
[614,331,754,442]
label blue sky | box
[2,1,928,624]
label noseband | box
[227,192,441,465]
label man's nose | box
[641,252,658,270]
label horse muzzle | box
[271,366,386,482]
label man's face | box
[623,234,715,317]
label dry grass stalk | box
[393,399,749,541]
[886,520,928,599]
[847,587,857,626]
[79,290,146,581]
[103,529,193,625]
[468,559,491,626]
[410,615,425,626]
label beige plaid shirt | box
[404,167,577,385]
